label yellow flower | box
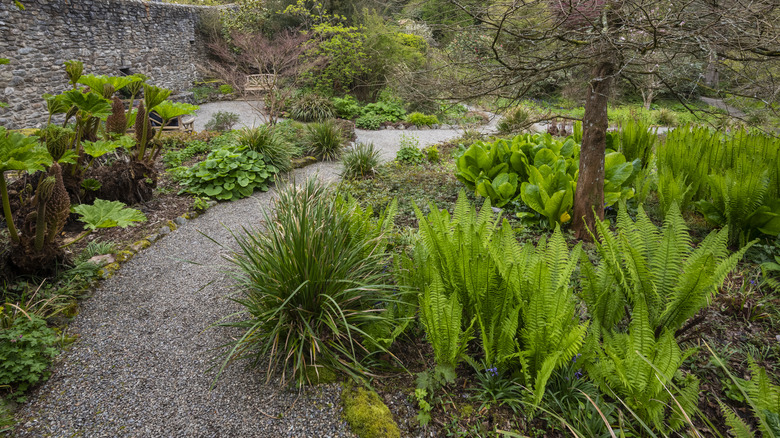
[560,211,572,223]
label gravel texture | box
[193,100,269,132]
[13,101,481,437]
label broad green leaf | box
[0,127,51,173]
[153,101,199,122]
[82,140,120,158]
[62,90,112,119]
[43,93,70,116]
[73,199,147,230]
[143,84,172,112]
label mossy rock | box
[114,250,134,262]
[128,239,151,253]
[291,156,318,169]
[98,262,120,278]
[301,365,339,385]
[341,383,400,438]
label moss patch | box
[301,365,339,385]
[341,383,400,438]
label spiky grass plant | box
[305,120,344,161]
[290,92,335,122]
[237,125,296,172]
[217,178,397,386]
[340,142,380,179]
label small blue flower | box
[574,369,583,380]
[572,353,582,363]
[486,367,498,377]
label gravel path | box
[14,101,477,437]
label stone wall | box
[0,0,214,129]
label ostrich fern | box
[587,299,699,432]
[582,203,752,338]
[408,192,586,403]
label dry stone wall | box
[0,0,213,129]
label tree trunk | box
[573,61,614,241]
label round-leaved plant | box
[180,146,277,201]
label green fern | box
[587,299,699,432]
[406,192,586,403]
[696,165,777,246]
[582,203,753,337]
[761,255,780,294]
[720,401,758,438]
[509,227,587,405]
[619,118,656,169]
[657,171,695,217]
[740,359,780,437]
[411,192,501,323]
[714,354,780,438]
[418,275,473,369]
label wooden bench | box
[149,113,195,133]
[244,74,276,93]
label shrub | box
[204,111,240,132]
[273,120,307,153]
[0,315,58,402]
[497,107,532,134]
[290,93,335,122]
[405,112,439,127]
[422,145,439,163]
[191,85,220,103]
[237,125,295,172]
[305,120,344,161]
[395,134,424,165]
[219,84,234,94]
[341,142,380,179]
[655,107,678,126]
[332,95,362,119]
[355,113,385,130]
[362,99,405,122]
[216,178,397,386]
[178,145,277,201]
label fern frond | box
[719,401,757,438]
[658,232,752,332]
[419,275,465,368]
[650,203,691,307]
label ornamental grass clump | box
[217,178,398,386]
[237,125,296,173]
[305,120,344,161]
[341,142,380,179]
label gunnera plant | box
[105,96,127,138]
[216,177,397,386]
[341,142,380,179]
[305,120,344,161]
[205,111,240,132]
[237,125,296,173]
[290,93,335,122]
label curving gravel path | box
[13,101,478,437]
